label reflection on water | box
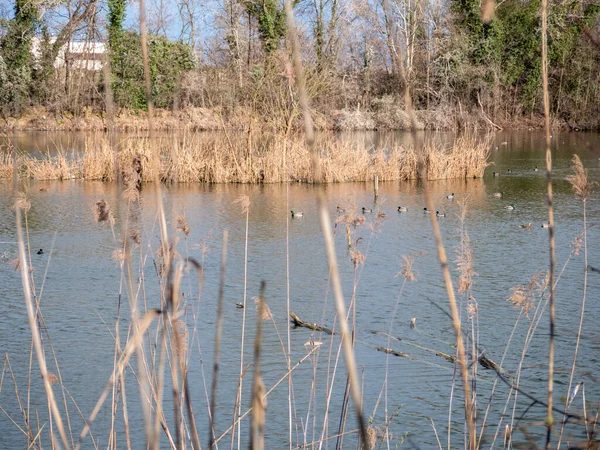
[0,132,599,448]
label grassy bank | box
[1,132,490,183]
[0,105,585,133]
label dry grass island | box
[0,132,491,184]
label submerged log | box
[290,312,334,335]
[377,347,409,358]
[478,355,513,380]
[436,351,457,363]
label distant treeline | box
[0,0,599,130]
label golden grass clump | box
[24,151,78,180]
[2,131,492,183]
[566,154,595,201]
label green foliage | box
[449,0,600,113]
[111,32,196,110]
[0,0,39,113]
[245,0,288,55]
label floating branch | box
[376,347,410,358]
[290,312,334,335]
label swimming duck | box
[336,206,345,213]
[37,249,44,255]
[436,211,446,218]
[397,206,408,212]
[447,193,455,200]
[504,204,516,210]
[362,207,372,213]
[507,169,512,174]
[377,212,387,219]
[291,210,304,218]
[493,172,500,177]
[534,167,539,172]
[520,223,532,229]
[493,191,504,198]
[423,207,431,214]
[541,222,550,228]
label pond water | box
[0,131,599,449]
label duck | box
[507,169,512,174]
[504,204,516,210]
[541,222,550,228]
[362,207,372,213]
[534,166,539,172]
[397,206,408,212]
[446,193,455,200]
[423,207,431,214]
[493,191,504,198]
[436,211,446,218]
[336,206,345,213]
[291,210,304,218]
[493,172,500,177]
[520,223,532,229]
[39,187,49,192]
[377,212,387,219]
[37,249,44,255]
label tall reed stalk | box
[541,0,557,447]
[283,0,369,447]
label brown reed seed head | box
[43,373,59,385]
[254,296,273,321]
[234,194,251,214]
[350,249,365,269]
[571,232,584,257]
[508,271,545,318]
[399,255,417,281]
[566,154,594,201]
[467,296,478,319]
[93,199,114,225]
[176,213,191,237]
[14,192,31,213]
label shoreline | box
[1,106,594,133]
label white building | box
[32,37,106,71]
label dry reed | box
[2,132,491,184]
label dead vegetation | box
[0,132,490,183]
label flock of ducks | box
[291,162,549,229]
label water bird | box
[436,211,446,218]
[39,187,49,192]
[494,191,504,198]
[336,206,345,213]
[362,207,372,213]
[291,210,304,218]
[493,172,500,177]
[37,249,44,255]
[534,166,539,172]
[410,318,416,329]
[507,169,512,174]
[541,222,550,228]
[235,302,244,308]
[446,193,455,200]
[377,212,387,219]
[504,204,516,210]
[423,207,431,214]
[520,223,532,229]
[397,206,408,212]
